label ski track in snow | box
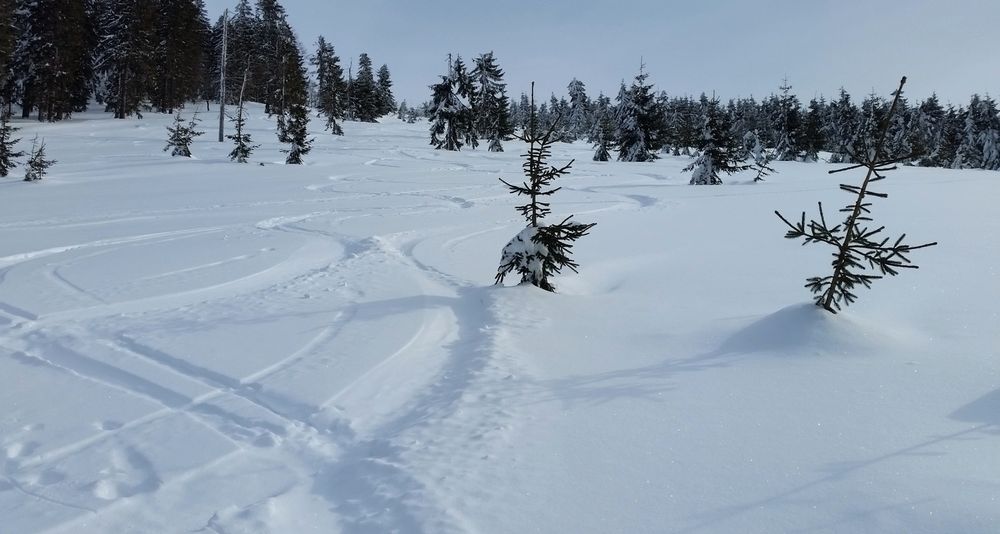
[1,110,997,534]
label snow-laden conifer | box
[164,112,204,157]
[0,114,24,177]
[23,135,54,182]
[496,85,595,292]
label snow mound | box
[715,303,907,356]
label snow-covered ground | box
[1,106,998,534]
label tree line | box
[0,0,395,131]
[426,58,1000,173]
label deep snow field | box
[0,105,998,534]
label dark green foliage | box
[0,113,24,176]
[776,77,937,313]
[470,52,512,152]
[496,87,595,292]
[428,57,471,151]
[686,96,751,185]
[349,53,380,122]
[96,0,158,119]
[376,64,395,117]
[592,105,615,162]
[615,68,664,162]
[14,0,94,121]
[312,36,345,135]
[23,135,53,181]
[227,72,257,163]
[150,0,209,113]
[164,112,204,157]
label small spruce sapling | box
[0,114,25,177]
[775,77,937,313]
[227,69,259,163]
[164,112,204,157]
[744,130,776,182]
[496,84,595,292]
[24,136,55,182]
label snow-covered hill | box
[1,106,997,533]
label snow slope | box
[0,106,998,534]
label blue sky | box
[203,0,999,107]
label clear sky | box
[202,0,999,107]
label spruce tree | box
[470,52,512,152]
[450,55,477,148]
[282,45,312,164]
[0,113,24,177]
[23,135,53,181]
[428,73,466,151]
[686,96,751,185]
[151,0,209,113]
[801,97,826,161]
[776,77,937,313]
[349,53,379,122]
[773,79,804,161]
[376,64,395,117]
[592,109,615,162]
[312,36,346,134]
[496,86,595,293]
[164,112,204,157]
[96,0,158,119]
[615,66,666,161]
[227,70,257,162]
[565,78,591,142]
[13,0,93,121]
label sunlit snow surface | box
[0,106,998,533]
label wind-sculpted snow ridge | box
[0,106,996,533]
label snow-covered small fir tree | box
[496,85,595,292]
[744,130,776,182]
[23,136,55,182]
[163,112,204,157]
[686,97,750,185]
[0,114,25,177]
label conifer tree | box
[913,94,945,167]
[96,0,158,119]
[0,113,24,177]
[496,85,595,292]
[801,97,826,161]
[23,135,53,181]
[375,64,395,117]
[164,112,204,157]
[744,130,775,182]
[312,36,345,134]
[13,0,94,121]
[565,78,591,142]
[470,52,512,152]
[282,45,312,164]
[0,0,15,108]
[151,0,209,113]
[592,104,615,162]
[349,53,380,122]
[428,73,466,151]
[686,96,751,185]
[450,55,477,148]
[615,66,664,161]
[776,77,937,313]
[227,69,257,162]
[773,79,803,161]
